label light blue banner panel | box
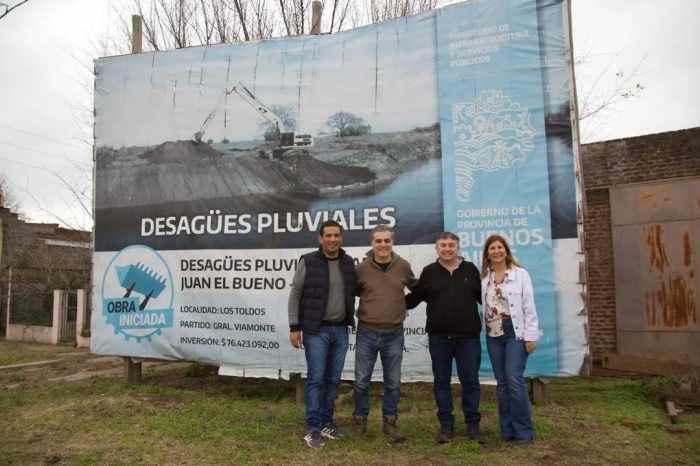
[437,0,558,376]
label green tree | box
[324,111,371,138]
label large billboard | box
[92,0,586,380]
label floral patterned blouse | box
[485,270,510,337]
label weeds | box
[183,362,207,377]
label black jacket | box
[406,259,482,338]
[297,247,356,334]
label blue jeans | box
[429,335,482,427]
[303,325,349,431]
[353,327,404,418]
[486,319,533,440]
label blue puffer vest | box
[299,247,356,334]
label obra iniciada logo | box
[101,245,174,342]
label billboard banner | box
[92,0,586,380]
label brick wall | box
[581,127,700,360]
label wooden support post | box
[666,399,678,424]
[124,356,134,382]
[133,360,142,384]
[530,378,549,405]
[124,357,143,384]
[292,373,305,406]
[310,1,322,35]
[132,15,143,54]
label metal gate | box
[60,291,78,342]
[611,179,699,365]
[85,291,92,330]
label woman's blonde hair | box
[480,235,522,278]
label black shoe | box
[321,421,344,439]
[500,436,516,442]
[515,437,532,446]
[303,430,325,449]
[437,425,454,444]
[467,424,485,444]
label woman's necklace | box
[493,266,508,284]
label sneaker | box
[515,437,532,446]
[304,430,325,449]
[500,436,516,442]
[467,424,485,444]
[321,421,344,439]
[437,425,454,444]
[352,415,368,436]
[382,416,406,443]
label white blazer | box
[481,266,542,342]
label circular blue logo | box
[101,245,175,343]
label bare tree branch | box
[322,0,352,33]
[232,0,251,41]
[277,0,290,36]
[575,51,647,142]
[368,0,437,23]
[0,0,31,21]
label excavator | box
[194,83,313,158]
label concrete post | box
[5,265,10,333]
[310,1,322,35]
[76,290,90,348]
[132,15,143,54]
[51,290,63,344]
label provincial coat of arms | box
[452,89,536,202]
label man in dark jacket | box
[288,220,356,449]
[406,231,484,444]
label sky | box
[1,0,699,230]
[94,13,438,148]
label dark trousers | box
[428,335,482,427]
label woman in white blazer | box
[480,235,542,445]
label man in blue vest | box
[288,220,356,449]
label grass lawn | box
[1,360,698,466]
[0,341,85,367]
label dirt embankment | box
[96,141,377,208]
[332,138,439,180]
[277,151,377,189]
[95,131,439,209]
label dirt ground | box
[2,339,699,466]
[0,340,190,390]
